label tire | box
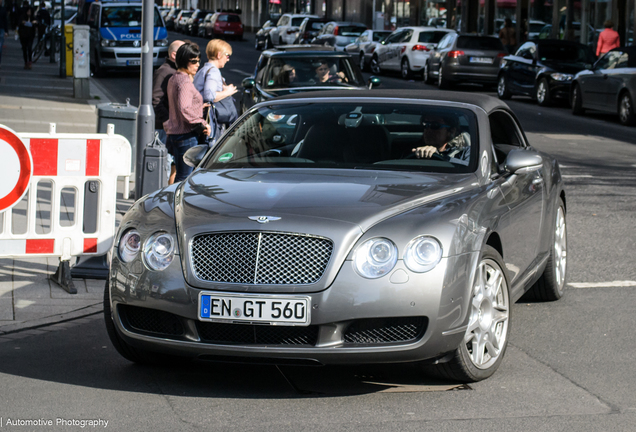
[401,58,411,79]
[370,55,381,75]
[103,281,187,365]
[264,36,272,50]
[497,74,512,100]
[571,84,585,115]
[359,52,366,71]
[255,38,261,50]
[618,92,636,126]
[536,77,552,106]
[429,245,511,382]
[526,199,567,301]
[423,61,433,84]
[32,37,46,63]
[438,65,451,89]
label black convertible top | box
[270,89,510,114]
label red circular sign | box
[0,125,33,212]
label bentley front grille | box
[190,232,333,285]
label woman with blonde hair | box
[193,39,238,139]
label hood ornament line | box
[248,216,281,224]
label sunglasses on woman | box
[189,58,200,64]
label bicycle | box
[32,25,61,63]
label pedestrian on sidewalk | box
[0,0,9,69]
[193,39,238,142]
[499,18,517,54]
[152,39,184,184]
[35,2,50,41]
[18,4,36,69]
[596,20,620,57]
[164,42,211,183]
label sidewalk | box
[0,32,132,336]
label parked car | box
[52,5,77,28]
[105,89,567,383]
[240,46,380,113]
[497,39,596,106]
[197,13,214,37]
[163,8,180,31]
[344,29,391,71]
[427,17,446,28]
[185,9,210,36]
[294,16,328,44]
[494,19,545,40]
[311,21,367,51]
[158,6,170,18]
[254,19,277,50]
[270,14,319,46]
[174,10,192,33]
[425,33,507,88]
[371,26,454,78]
[201,12,244,40]
[537,23,600,49]
[571,46,636,126]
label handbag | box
[213,96,238,125]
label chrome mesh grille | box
[190,232,333,285]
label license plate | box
[127,60,140,66]
[225,31,234,34]
[199,292,310,326]
[469,57,493,64]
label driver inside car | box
[412,113,470,164]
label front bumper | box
[107,251,476,365]
[98,46,168,68]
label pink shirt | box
[596,29,620,57]
[163,71,206,135]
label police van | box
[85,0,168,75]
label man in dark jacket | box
[35,3,49,40]
[152,39,185,145]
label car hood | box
[262,86,366,99]
[175,168,475,292]
[540,60,588,74]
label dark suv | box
[186,9,210,36]
[294,17,328,44]
[497,39,596,106]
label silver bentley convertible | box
[105,90,567,382]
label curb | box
[0,303,103,337]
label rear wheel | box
[32,37,46,63]
[370,55,381,74]
[618,92,636,126]
[359,52,366,71]
[264,36,272,50]
[423,61,433,84]
[255,37,261,50]
[497,74,512,99]
[437,65,451,89]
[571,84,585,115]
[401,58,411,79]
[525,199,567,301]
[429,245,510,382]
[536,78,552,106]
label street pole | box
[135,0,156,198]
[59,0,66,78]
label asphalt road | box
[1,32,635,431]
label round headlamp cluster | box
[101,39,117,47]
[353,238,398,279]
[118,229,176,271]
[403,236,443,273]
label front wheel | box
[359,52,366,71]
[497,75,512,99]
[619,92,636,126]
[429,245,511,382]
[571,84,585,115]
[536,78,552,106]
[32,37,46,62]
[370,55,381,75]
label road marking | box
[229,69,252,76]
[542,134,600,141]
[568,281,636,288]
[562,175,593,178]
[0,84,71,90]
[0,119,95,127]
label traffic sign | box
[0,125,33,212]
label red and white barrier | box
[0,123,131,261]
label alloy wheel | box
[537,81,547,104]
[554,206,567,292]
[370,57,380,74]
[465,258,510,370]
[497,76,506,97]
[359,53,365,71]
[619,94,633,124]
[401,59,410,79]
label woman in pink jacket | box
[596,20,620,57]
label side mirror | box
[368,76,381,89]
[242,77,255,89]
[504,148,543,174]
[183,144,209,168]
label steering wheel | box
[406,151,447,161]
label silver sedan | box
[105,91,567,383]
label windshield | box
[202,103,477,173]
[529,23,545,33]
[373,31,391,41]
[262,57,364,89]
[218,14,241,23]
[418,31,448,43]
[292,17,306,26]
[101,7,163,27]
[337,26,366,36]
[538,43,594,65]
[53,7,77,20]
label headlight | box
[118,229,141,263]
[353,238,398,279]
[550,73,573,81]
[143,232,176,271]
[403,236,442,273]
[101,39,117,47]
[155,38,169,47]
